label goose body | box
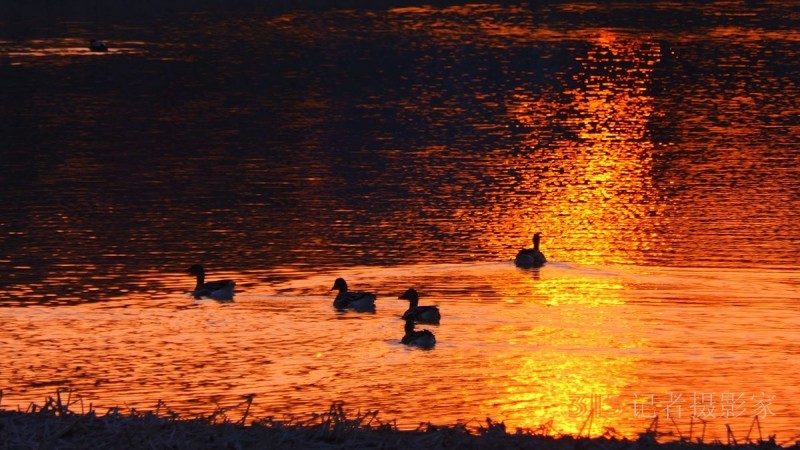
[331,278,376,312]
[514,232,547,268]
[188,264,235,300]
[401,318,436,349]
[89,39,108,52]
[398,288,440,325]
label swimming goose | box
[398,288,440,325]
[401,317,436,349]
[88,39,108,52]
[187,264,235,300]
[331,278,376,312]
[514,232,547,268]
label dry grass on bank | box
[0,390,797,450]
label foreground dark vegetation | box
[0,391,796,450]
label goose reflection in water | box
[401,317,436,349]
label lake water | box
[1,0,799,443]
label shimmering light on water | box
[1,263,798,440]
[1,0,799,442]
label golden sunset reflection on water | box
[479,265,639,436]
[494,30,662,266]
[4,262,797,440]
[1,265,631,433]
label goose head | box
[398,288,419,301]
[187,264,205,277]
[331,277,348,292]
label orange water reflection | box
[500,31,662,266]
[3,264,796,440]
[2,1,800,443]
[482,264,638,436]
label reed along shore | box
[0,393,794,450]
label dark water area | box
[3,1,800,305]
[1,1,799,440]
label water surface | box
[1,0,799,442]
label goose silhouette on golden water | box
[331,277,376,312]
[187,264,235,300]
[398,288,440,325]
[514,232,547,268]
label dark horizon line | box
[0,0,727,22]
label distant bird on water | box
[187,264,235,300]
[88,39,108,52]
[401,317,436,349]
[514,232,547,268]
[398,288,441,325]
[331,278,376,312]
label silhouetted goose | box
[401,317,436,349]
[88,39,108,52]
[398,288,440,325]
[331,278,376,312]
[187,264,235,300]
[514,232,547,268]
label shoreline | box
[0,394,794,449]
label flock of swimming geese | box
[187,233,547,350]
[86,36,549,347]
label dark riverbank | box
[0,395,794,450]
